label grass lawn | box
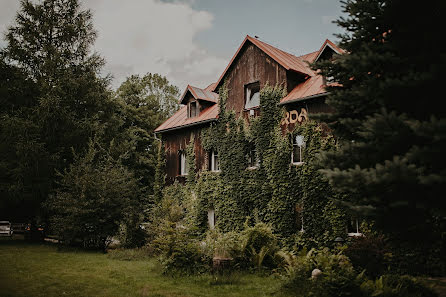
[0,238,287,297]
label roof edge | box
[155,118,217,133]
[313,39,344,63]
[279,92,329,106]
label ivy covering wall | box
[156,84,348,248]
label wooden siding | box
[162,125,209,185]
[281,96,334,132]
[221,43,288,116]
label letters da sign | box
[281,108,308,125]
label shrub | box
[118,216,148,249]
[279,248,438,297]
[203,229,243,260]
[344,234,392,278]
[360,274,438,297]
[280,248,364,297]
[240,222,279,270]
[150,184,209,274]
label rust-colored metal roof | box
[213,35,315,91]
[179,85,218,104]
[280,75,327,104]
[313,39,345,62]
[280,39,344,104]
[204,82,217,92]
[154,103,219,133]
[155,37,344,133]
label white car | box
[0,221,13,237]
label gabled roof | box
[280,39,344,104]
[313,39,345,63]
[154,104,219,133]
[213,35,314,91]
[155,36,344,133]
[179,85,219,104]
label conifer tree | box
[317,0,446,248]
[1,0,114,222]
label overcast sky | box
[0,0,345,91]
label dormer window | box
[245,81,260,109]
[188,101,199,118]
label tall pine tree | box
[1,0,114,222]
[317,0,446,273]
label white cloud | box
[0,0,227,91]
[88,0,226,90]
[0,1,20,48]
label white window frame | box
[179,151,188,176]
[208,208,215,229]
[210,150,220,172]
[347,217,363,237]
[291,135,305,165]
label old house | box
[155,35,344,185]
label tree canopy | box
[317,0,446,242]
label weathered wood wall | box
[162,125,208,185]
[219,43,288,116]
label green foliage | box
[1,0,115,223]
[149,183,208,274]
[46,140,141,250]
[240,222,279,270]
[279,248,437,297]
[344,234,392,278]
[114,73,179,196]
[360,274,438,297]
[160,84,346,257]
[280,248,362,297]
[316,0,446,274]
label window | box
[179,151,188,176]
[347,217,362,236]
[210,150,220,172]
[208,208,215,229]
[188,101,199,118]
[248,149,259,169]
[295,203,304,232]
[244,82,260,109]
[292,135,305,165]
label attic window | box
[245,82,260,109]
[188,101,199,118]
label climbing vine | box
[157,83,348,248]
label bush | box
[203,229,243,260]
[360,274,438,297]
[46,141,141,251]
[280,248,362,297]
[279,248,438,297]
[344,234,392,278]
[239,222,279,270]
[118,216,148,249]
[150,184,209,274]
